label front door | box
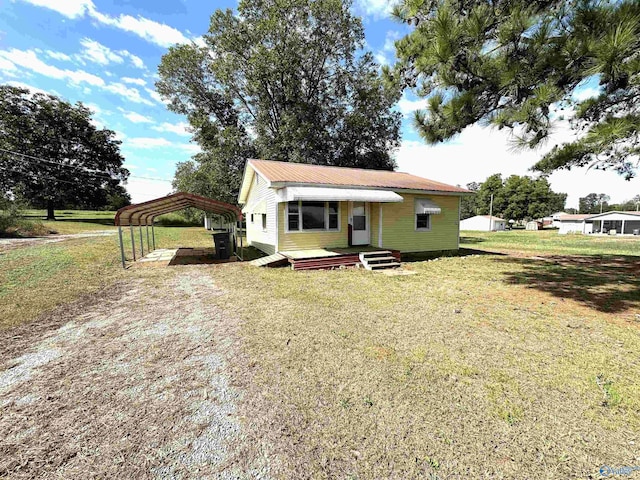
[351,201,369,245]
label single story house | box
[460,215,506,231]
[238,159,471,256]
[551,211,568,228]
[587,211,640,235]
[556,214,594,234]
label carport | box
[114,192,244,268]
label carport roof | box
[115,192,243,226]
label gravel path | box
[0,268,267,478]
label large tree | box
[0,86,129,219]
[157,0,402,201]
[388,0,640,179]
[469,173,566,220]
[579,193,610,214]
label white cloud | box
[17,0,94,18]
[151,121,190,136]
[44,50,72,61]
[89,9,189,47]
[0,48,105,86]
[5,80,56,96]
[397,93,428,116]
[146,167,158,172]
[126,137,174,148]
[353,0,393,18]
[125,177,173,203]
[79,37,123,66]
[122,77,146,86]
[123,111,154,124]
[121,51,145,69]
[145,87,166,104]
[17,0,189,48]
[0,57,18,75]
[104,82,155,105]
[395,123,640,208]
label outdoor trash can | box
[212,232,231,259]
[634,229,639,236]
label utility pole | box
[488,193,494,231]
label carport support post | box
[118,225,126,268]
[139,225,144,257]
[152,222,156,250]
[146,223,151,252]
[130,225,136,261]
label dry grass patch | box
[207,255,640,478]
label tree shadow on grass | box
[401,247,503,263]
[459,236,487,244]
[496,255,640,313]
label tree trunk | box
[46,200,56,220]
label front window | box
[261,214,267,230]
[287,201,340,231]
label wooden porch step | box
[365,255,397,264]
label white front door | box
[351,201,370,245]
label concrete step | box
[365,256,397,264]
[369,262,401,270]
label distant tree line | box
[578,193,640,214]
[460,174,567,221]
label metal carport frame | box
[114,192,244,268]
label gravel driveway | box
[0,268,268,478]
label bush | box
[0,202,52,237]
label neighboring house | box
[587,211,640,235]
[551,211,568,228]
[460,215,506,231]
[238,159,470,255]
[556,214,594,234]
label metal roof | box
[115,192,243,226]
[245,159,471,196]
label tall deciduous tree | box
[471,174,566,220]
[0,86,129,219]
[157,0,402,201]
[388,0,640,179]
[579,193,610,214]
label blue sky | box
[1,0,637,207]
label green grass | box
[0,225,214,329]
[461,229,640,256]
[208,252,640,478]
[2,220,639,477]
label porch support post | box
[139,225,144,257]
[622,219,626,235]
[130,224,136,261]
[118,225,126,268]
[378,203,383,248]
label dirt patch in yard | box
[0,267,268,478]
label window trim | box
[285,200,341,233]
[415,198,433,232]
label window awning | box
[244,200,267,214]
[415,199,441,215]
[276,186,403,203]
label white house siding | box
[558,221,592,234]
[243,172,278,255]
[460,215,504,231]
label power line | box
[0,148,174,183]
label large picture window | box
[287,201,340,232]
